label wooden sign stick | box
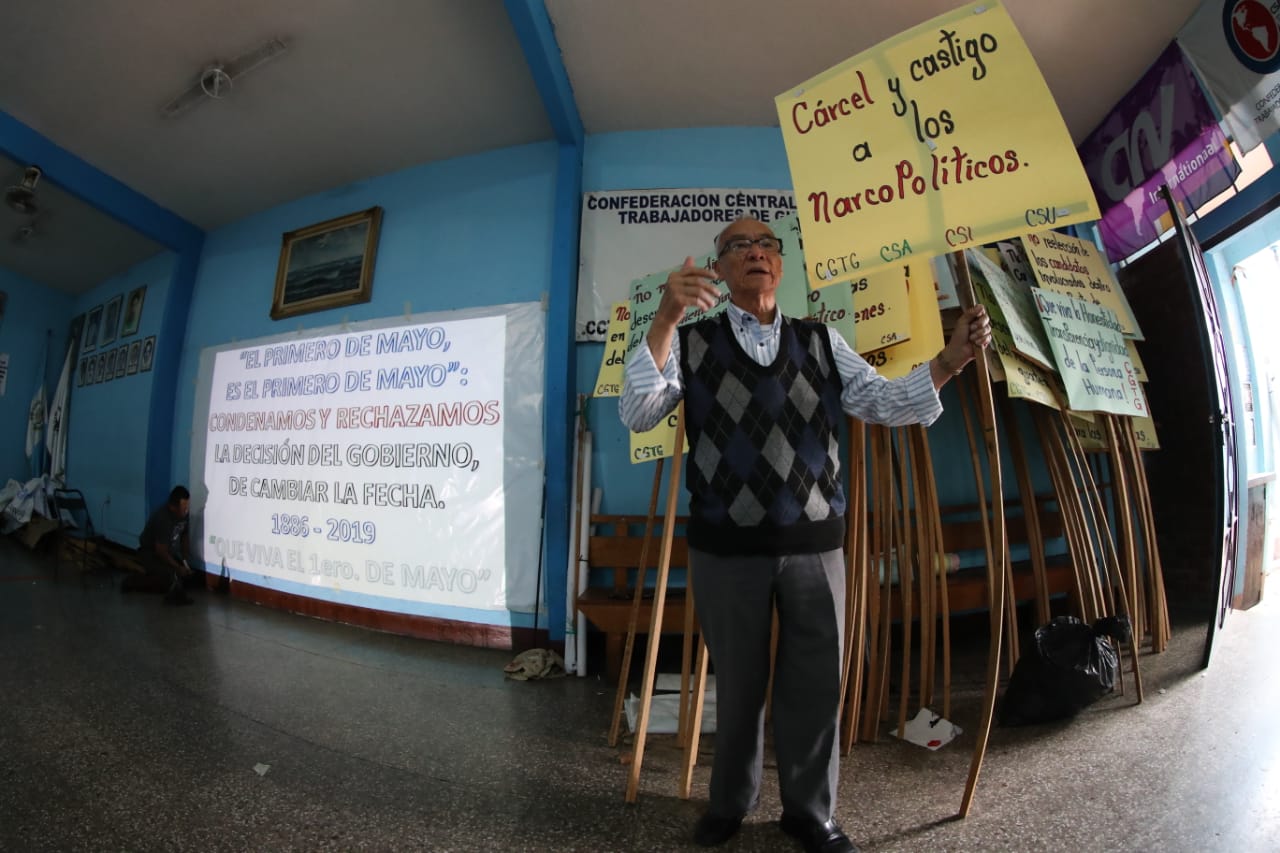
[999,395,1052,627]
[678,613,710,798]
[625,406,686,804]
[893,429,916,738]
[1101,415,1145,703]
[840,418,869,752]
[1041,412,1103,623]
[862,425,895,742]
[1060,412,1124,624]
[951,252,1008,820]
[953,375,1006,671]
[915,426,953,719]
[908,427,937,712]
[1123,418,1170,649]
[609,456,666,747]
[1032,409,1094,622]
[677,556,697,749]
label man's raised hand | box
[656,256,720,326]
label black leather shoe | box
[779,814,858,853]
[693,811,743,846]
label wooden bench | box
[577,503,1075,685]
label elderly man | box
[619,217,990,852]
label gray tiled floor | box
[1,537,1276,852]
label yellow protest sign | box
[1021,230,1144,339]
[629,410,688,465]
[1126,339,1148,382]
[775,1,1099,288]
[1132,413,1160,450]
[863,263,944,380]
[592,302,631,397]
[1067,412,1108,451]
[1068,411,1159,451]
[804,266,912,354]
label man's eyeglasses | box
[717,236,784,258]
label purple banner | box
[1078,43,1240,262]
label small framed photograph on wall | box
[140,336,156,372]
[100,294,123,347]
[83,305,103,353]
[114,345,128,378]
[68,314,85,355]
[104,348,117,380]
[121,286,146,337]
[127,340,141,375]
[77,357,87,387]
[95,353,107,383]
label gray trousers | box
[690,547,846,823]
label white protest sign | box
[577,188,796,341]
[1032,288,1147,417]
[969,263,1060,409]
[202,314,519,610]
[967,248,1054,370]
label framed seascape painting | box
[270,207,382,320]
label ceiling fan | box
[160,37,289,119]
[4,166,42,217]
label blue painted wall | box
[169,141,559,629]
[0,270,71,482]
[65,252,175,543]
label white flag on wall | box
[46,342,73,483]
[26,383,45,459]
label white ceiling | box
[0,0,1204,293]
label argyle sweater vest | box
[678,313,846,556]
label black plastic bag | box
[999,615,1132,726]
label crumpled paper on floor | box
[890,708,962,750]
[504,648,567,681]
